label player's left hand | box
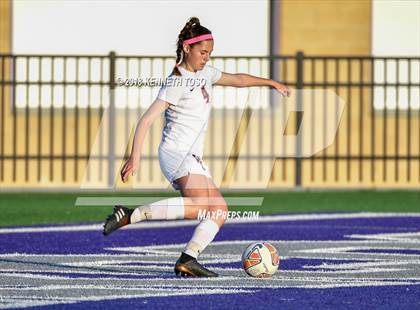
[120,156,139,183]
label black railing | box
[0,52,419,188]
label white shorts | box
[158,145,212,190]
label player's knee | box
[210,198,228,223]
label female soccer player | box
[103,17,289,277]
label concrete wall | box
[280,0,371,55]
[0,0,11,54]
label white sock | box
[184,219,220,259]
[130,197,184,223]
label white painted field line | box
[0,212,419,234]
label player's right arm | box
[121,99,169,183]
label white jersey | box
[157,65,222,157]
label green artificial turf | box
[0,190,418,227]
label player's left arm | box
[215,72,290,96]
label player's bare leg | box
[102,195,213,236]
[103,176,224,236]
[102,174,227,277]
[174,174,228,277]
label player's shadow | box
[0,257,174,277]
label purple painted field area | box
[0,213,419,309]
[0,216,418,255]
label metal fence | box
[0,52,419,189]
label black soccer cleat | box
[174,254,218,278]
[103,205,133,236]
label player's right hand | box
[120,156,139,183]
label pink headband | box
[183,34,213,45]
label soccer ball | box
[242,242,280,278]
